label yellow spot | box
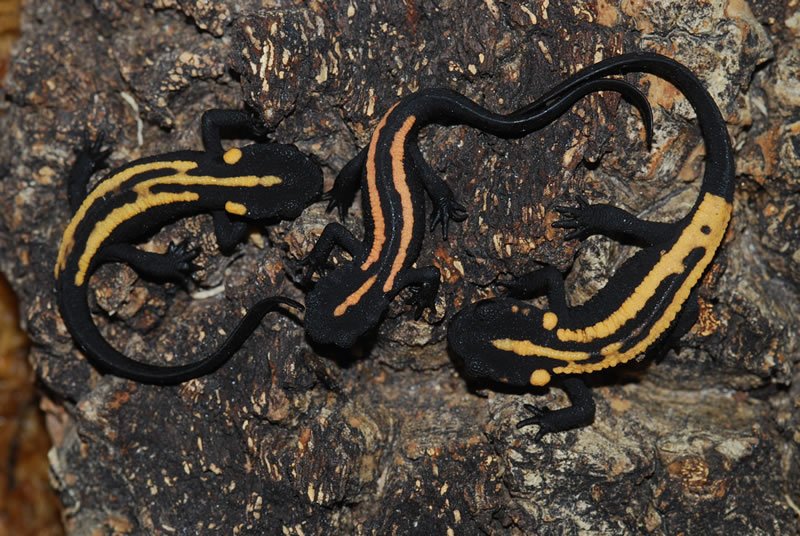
[75,191,199,285]
[542,312,558,330]
[492,339,590,362]
[383,115,417,292]
[225,201,247,215]
[334,275,378,317]
[529,369,551,386]
[361,103,399,271]
[556,194,732,344]
[223,148,243,165]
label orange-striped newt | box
[303,79,652,348]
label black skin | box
[56,109,323,384]
[302,78,654,349]
[447,52,735,439]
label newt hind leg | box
[67,132,111,212]
[97,240,199,289]
[323,147,367,221]
[411,145,467,239]
[517,377,595,441]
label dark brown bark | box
[0,0,797,533]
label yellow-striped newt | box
[55,109,322,384]
[448,53,735,439]
[302,79,653,347]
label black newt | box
[448,53,735,439]
[303,79,653,348]
[55,109,322,384]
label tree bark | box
[0,0,797,533]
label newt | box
[55,109,322,384]
[448,53,735,439]
[302,78,652,348]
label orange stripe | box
[383,116,417,292]
[361,103,399,271]
[334,275,378,317]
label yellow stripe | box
[490,194,731,377]
[491,339,590,362]
[361,103,399,271]
[58,159,281,284]
[334,275,378,317]
[552,196,732,375]
[556,194,731,343]
[383,115,417,292]
[132,174,281,194]
[75,191,199,285]
[55,160,199,277]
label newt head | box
[448,297,574,387]
[304,264,390,348]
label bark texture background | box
[0,0,798,534]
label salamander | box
[447,52,735,439]
[55,109,323,384]
[302,79,654,348]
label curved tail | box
[415,78,653,144]
[411,53,733,200]
[527,52,735,201]
[506,78,653,145]
[58,284,302,385]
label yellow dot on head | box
[529,369,551,387]
[223,147,243,165]
[542,312,558,330]
[225,201,247,216]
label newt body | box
[56,110,322,384]
[304,80,652,348]
[448,53,735,438]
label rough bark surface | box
[0,0,797,534]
